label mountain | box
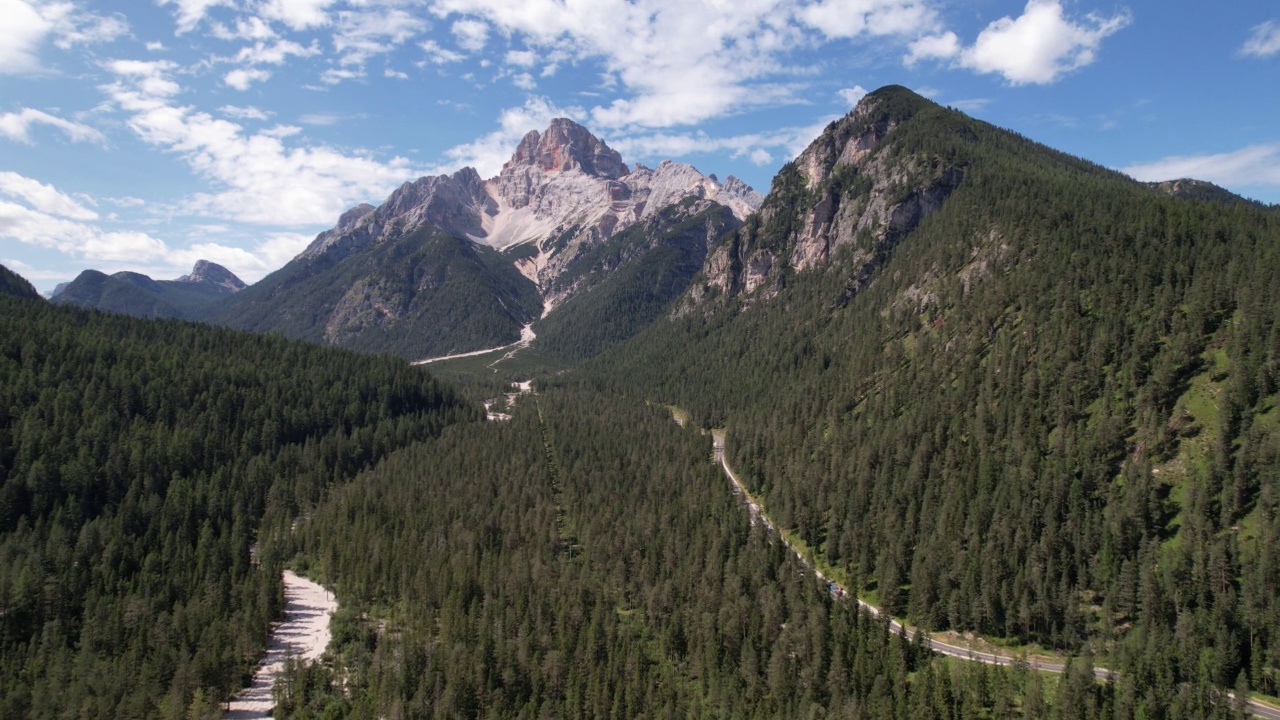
[0,263,40,300]
[0,292,475,716]
[217,118,760,359]
[584,85,1280,703]
[50,260,246,318]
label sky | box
[1,0,1277,293]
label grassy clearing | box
[1155,341,1230,557]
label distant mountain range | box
[50,260,246,319]
[42,99,1266,366]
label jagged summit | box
[179,260,247,293]
[503,118,629,179]
[296,118,762,281]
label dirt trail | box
[225,571,337,719]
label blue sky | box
[1,0,1277,293]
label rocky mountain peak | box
[502,118,629,180]
[336,203,376,233]
[179,260,247,293]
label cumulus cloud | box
[1121,143,1280,189]
[225,67,271,89]
[430,0,928,129]
[1241,20,1280,58]
[837,85,869,107]
[0,0,128,74]
[100,58,420,226]
[0,177,169,264]
[904,30,960,65]
[907,0,1130,85]
[0,107,105,143]
[0,171,99,219]
[452,18,489,51]
[260,0,337,31]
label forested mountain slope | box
[0,263,40,300]
[0,294,475,717]
[588,85,1280,703]
[213,225,543,359]
[272,388,1157,719]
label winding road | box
[710,431,1280,718]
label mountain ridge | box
[216,118,761,358]
[51,260,246,318]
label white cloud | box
[106,195,146,207]
[912,1,1131,85]
[0,198,169,262]
[260,0,337,31]
[428,0,850,128]
[904,30,959,66]
[420,39,465,64]
[609,116,837,171]
[234,38,321,65]
[505,49,536,67]
[321,67,362,84]
[298,112,356,125]
[0,0,53,74]
[225,67,272,89]
[146,41,167,52]
[211,16,278,41]
[0,171,99,219]
[452,18,489,51]
[798,0,938,39]
[837,85,869,107]
[1121,143,1280,189]
[0,107,105,143]
[219,104,271,120]
[512,71,535,90]
[100,58,421,226]
[332,8,428,71]
[158,0,231,34]
[1241,20,1280,58]
[0,0,128,74]
[385,68,409,79]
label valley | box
[3,85,1279,718]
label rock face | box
[684,85,964,309]
[1146,178,1259,206]
[298,118,762,308]
[215,118,762,359]
[178,260,247,294]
